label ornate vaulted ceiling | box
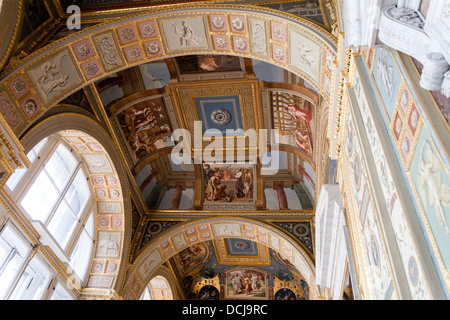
[0,0,341,299]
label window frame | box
[4,135,96,287]
[0,222,33,300]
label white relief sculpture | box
[395,116,402,135]
[444,3,450,17]
[215,37,228,49]
[252,21,267,54]
[441,70,450,98]
[97,35,121,68]
[23,99,37,115]
[326,53,334,73]
[110,189,120,199]
[141,259,155,276]
[231,17,245,31]
[0,97,22,128]
[389,7,424,29]
[324,76,331,96]
[121,28,135,41]
[12,80,26,95]
[106,176,118,185]
[127,47,140,60]
[410,108,419,129]
[220,224,236,235]
[98,202,121,213]
[147,42,160,55]
[173,234,186,250]
[418,140,450,234]
[77,44,90,57]
[172,21,202,47]
[85,63,98,76]
[84,154,112,173]
[401,89,409,108]
[272,25,285,40]
[298,43,318,75]
[99,234,119,256]
[142,23,155,36]
[377,49,394,97]
[38,54,70,98]
[274,47,285,61]
[212,16,225,29]
[235,38,248,51]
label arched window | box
[140,276,173,300]
[3,133,95,298]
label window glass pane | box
[0,255,21,299]
[0,226,31,299]
[6,138,49,191]
[5,168,26,191]
[45,144,78,191]
[27,138,48,164]
[140,287,151,300]
[9,256,52,300]
[69,229,93,282]
[50,282,74,300]
[65,170,89,218]
[21,171,59,222]
[47,201,77,249]
[85,212,94,239]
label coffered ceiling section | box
[169,78,263,152]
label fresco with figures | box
[360,46,450,290]
[343,101,397,300]
[271,90,316,159]
[115,97,174,163]
[353,60,431,299]
[203,164,255,205]
[168,239,309,300]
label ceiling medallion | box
[211,109,232,125]
[234,240,251,250]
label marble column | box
[171,184,184,209]
[275,182,288,209]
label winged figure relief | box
[418,140,450,234]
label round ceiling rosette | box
[210,108,232,125]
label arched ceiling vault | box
[0,1,341,299]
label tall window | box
[0,224,32,299]
[4,134,95,297]
[140,276,173,300]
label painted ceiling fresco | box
[168,239,309,300]
[86,54,319,212]
[1,4,328,295]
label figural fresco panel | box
[361,47,450,290]
[170,239,308,300]
[410,126,450,270]
[353,61,431,299]
[343,101,398,300]
[372,48,402,121]
[115,96,174,163]
[123,217,316,299]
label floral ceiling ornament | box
[142,23,155,36]
[211,109,232,125]
[212,16,225,29]
[231,17,245,31]
[147,42,160,54]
